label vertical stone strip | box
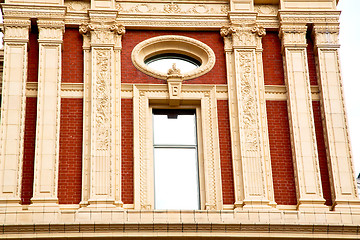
[221,23,272,209]
[0,19,30,208]
[313,24,360,211]
[80,12,125,207]
[279,24,326,210]
[31,19,65,206]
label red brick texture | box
[312,101,332,206]
[122,99,134,204]
[58,98,83,204]
[62,28,83,83]
[27,26,39,83]
[21,97,37,204]
[122,30,227,85]
[266,101,297,205]
[217,100,235,204]
[262,32,285,85]
[307,36,318,86]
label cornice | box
[1,4,67,19]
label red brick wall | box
[62,28,83,83]
[217,100,234,204]
[312,101,332,206]
[58,99,83,204]
[21,97,37,204]
[122,99,134,204]
[307,36,318,86]
[27,26,39,83]
[122,30,226,85]
[266,101,297,205]
[262,32,285,85]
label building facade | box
[0,0,360,238]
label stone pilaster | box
[279,23,326,210]
[0,18,30,209]
[221,20,273,209]
[30,19,65,207]
[313,24,360,211]
[80,10,124,207]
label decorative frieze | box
[313,25,340,47]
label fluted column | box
[0,18,30,209]
[221,20,273,209]
[279,23,326,210]
[30,19,65,207]
[313,24,360,211]
[80,11,124,207]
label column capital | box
[220,25,265,49]
[37,19,65,43]
[279,24,307,48]
[3,18,31,42]
[312,24,340,48]
[80,20,125,47]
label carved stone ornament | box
[37,20,65,42]
[220,25,265,48]
[79,21,125,45]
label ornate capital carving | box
[220,25,265,49]
[37,19,65,42]
[3,19,31,41]
[279,24,307,47]
[313,25,340,47]
[79,21,125,46]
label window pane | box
[153,110,196,145]
[145,54,200,74]
[154,148,199,210]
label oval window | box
[131,35,215,80]
[145,53,201,74]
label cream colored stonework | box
[0,0,359,239]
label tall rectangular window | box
[153,109,200,210]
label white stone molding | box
[280,23,327,210]
[80,15,124,208]
[131,35,215,81]
[31,20,65,207]
[221,25,273,209]
[0,19,30,209]
[133,85,223,210]
[166,65,183,106]
[230,0,254,12]
[313,24,360,211]
[2,4,67,19]
[280,0,337,10]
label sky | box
[0,0,358,175]
[337,0,360,177]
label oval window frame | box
[131,35,216,80]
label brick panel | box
[122,99,134,204]
[266,101,297,205]
[27,26,39,83]
[217,100,235,205]
[307,36,318,85]
[312,101,332,206]
[262,31,285,85]
[58,98,83,204]
[122,30,226,85]
[62,28,83,83]
[21,97,37,204]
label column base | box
[333,199,360,212]
[86,198,117,209]
[0,198,22,211]
[29,197,59,211]
[297,199,328,211]
[241,199,273,210]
